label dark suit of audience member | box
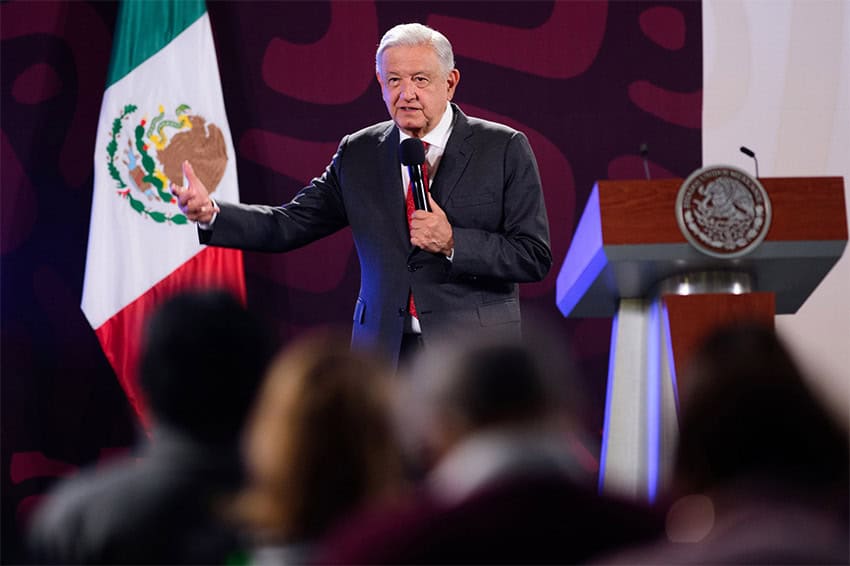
[27,290,274,564]
[601,324,849,564]
[317,338,663,564]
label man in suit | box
[175,23,551,366]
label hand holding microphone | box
[399,138,453,255]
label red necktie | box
[406,141,429,319]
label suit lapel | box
[377,124,410,249]
[431,104,474,206]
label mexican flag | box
[82,0,245,421]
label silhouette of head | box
[405,335,574,464]
[139,289,274,443]
[676,323,848,492]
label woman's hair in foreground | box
[234,330,403,541]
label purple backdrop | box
[1,1,701,559]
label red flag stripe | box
[94,246,246,421]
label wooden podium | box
[556,176,847,501]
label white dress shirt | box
[400,104,455,333]
[398,102,454,196]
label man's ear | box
[446,68,460,100]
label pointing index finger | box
[182,160,196,184]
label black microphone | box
[740,146,759,178]
[639,142,651,180]
[399,138,431,212]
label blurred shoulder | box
[27,462,140,561]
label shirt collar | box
[427,426,588,503]
[398,103,454,151]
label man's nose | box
[401,80,417,100]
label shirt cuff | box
[197,199,218,230]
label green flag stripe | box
[106,0,207,88]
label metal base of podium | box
[597,272,758,501]
[598,298,679,502]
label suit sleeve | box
[449,131,552,282]
[199,138,349,252]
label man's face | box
[377,44,459,138]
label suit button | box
[407,264,419,272]
[398,307,406,317]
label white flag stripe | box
[82,14,238,329]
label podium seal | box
[676,165,771,258]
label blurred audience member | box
[603,323,849,564]
[27,290,274,564]
[318,335,663,564]
[231,331,405,565]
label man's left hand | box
[410,194,454,256]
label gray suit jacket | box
[201,105,551,365]
[28,428,243,564]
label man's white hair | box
[376,23,455,77]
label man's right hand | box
[173,160,219,224]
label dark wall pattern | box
[0,1,701,559]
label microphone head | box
[639,142,649,157]
[740,146,755,158]
[399,137,426,166]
